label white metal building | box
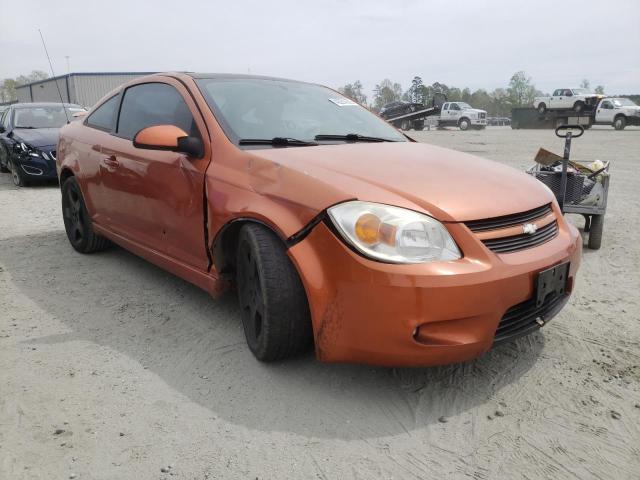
[15,72,156,108]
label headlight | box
[327,201,461,264]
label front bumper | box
[288,212,581,367]
[14,149,58,180]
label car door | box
[80,94,122,221]
[99,80,211,271]
[441,103,453,121]
[597,100,615,123]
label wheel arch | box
[212,217,289,277]
[59,167,75,185]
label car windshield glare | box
[195,78,406,145]
[14,106,83,128]
[572,88,590,95]
[457,102,472,109]
[613,98,636,107]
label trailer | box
[511,106,595,130]
[382,93,446,131]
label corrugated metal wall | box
[30,78,71,103]
[74,74,150,107]
[16,86,32,103]
[14,73,153,108]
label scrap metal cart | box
[527,125,610,250]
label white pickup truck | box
[438,102,487,130]
[534,88,604,114]
[594,97,640,130]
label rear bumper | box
[288,215,581,367]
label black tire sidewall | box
[614,116,626,130]
[10,159,25,186]
[62,177,91,251]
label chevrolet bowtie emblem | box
[523,223,538,235]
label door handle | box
[103,155,119,168]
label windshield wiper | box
[314,133,397,143]
[238,137,318,147]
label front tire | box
[0,145,9,173]
[459,118,470,131]
[236,224,313,361]
[61,176,110,253]
[10,159,27,187]
[613,116,626,130]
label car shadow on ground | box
[1,231,544,440]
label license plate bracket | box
[536,262,569,308]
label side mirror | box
[0,126,5,133]
[133,125,203,158]
[72,111,87,119]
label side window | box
[442,103,449,110]
[86,95,119,131]
[553,89,560,96]
[116,83,197,140]
[565,89,573,96]
[601,101,612,109]
[451,103,460,111]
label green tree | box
[507,71,536,107]
[595,85,605,94]
[580,79,591,90]
[338,80,367,105]
[0,70,50,102]
[373,79,403,111]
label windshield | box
[571,88,590,95]
[457,102,472,109]
[195,78,406,145]
[612,98,637,107]
[13,106,85,129]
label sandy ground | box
[1,126,639,480]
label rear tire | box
[61,176,110,253]
[613,116,626,130]
[588,215,604,250]
[573,101,585,113]
[400,119,411,131]
[235,224,313,362]
[537,103,547,114]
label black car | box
[379,101,424,119]
[0,102,85,186]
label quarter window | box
[116,83,197,140]
[86,95,119,131]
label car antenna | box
[38,28,70,124]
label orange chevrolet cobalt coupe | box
[57,73,581,366]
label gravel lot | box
[1,126,639,479]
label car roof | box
[10,102,83,109]
[185,72,311,84]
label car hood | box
[11,128,59,148]
[247,142,554,223]
[463,108,486,114]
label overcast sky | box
[1,0,638,98]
